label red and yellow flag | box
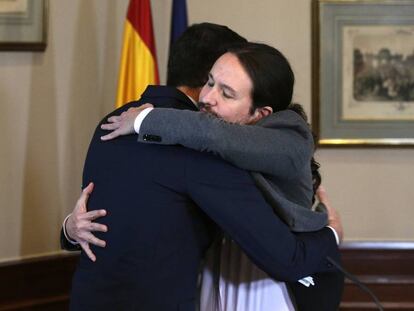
[116,0,159,108]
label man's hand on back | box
[65,182,108,261]
[317,186,344,244]
[100,103,153,141]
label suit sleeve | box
[60,228,81,251]
[185,151,340,282]
[138,108,313,179]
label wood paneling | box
[1,242,413,310]
[0,253,79,311]
[340,242,414,310]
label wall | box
[0,0,412,262]
[0,0,130,260]
[187,0,414,241]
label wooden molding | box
[0,242,413,310]
[0,252,79,311]
[340,242,414,310]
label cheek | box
[218,106,244,122]
[227,102,253,123]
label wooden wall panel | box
[1,242,413,310]
[340,242,414,310]
[0,253,78,311]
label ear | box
[250,106,273,123]
[257,106,273,118]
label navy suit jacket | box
[69,86,341,311]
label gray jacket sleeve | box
[138,108,314,180]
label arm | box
[60,226,81,251]
[186,151,341,282]
[138,108,313,179]
[60,183,107,261]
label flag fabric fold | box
[170,0,188,46]
[116,0,159,108]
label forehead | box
[210,53,252,94]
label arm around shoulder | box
[139,108,313,179]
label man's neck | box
[177,86,201,106]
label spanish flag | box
[170,0,188,46]
[115,0,159,108]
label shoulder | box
[258,110,313,142]
[98,100,144,126]
[141,85,196,110]
[258,110,308,129]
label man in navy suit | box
[65,24,343,311]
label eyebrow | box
[208,73,237,96]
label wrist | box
[326,226,340,245]
[63,214,79,245]
[134,107,154,133]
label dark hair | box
[225,43,322,199]
[227,42,294,113]
[287,103,322,203]
[167,23,247,88]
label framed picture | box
[0,0,48,51]
[312,0,414,147]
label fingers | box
[85,209,107,220]
[83,182,94,193]
[316,185,327,202]
[101,115,124,131]
[74,183,95,214]
[107,115,122,123]
[87,234,107,248]
[100,130,121,141]
[80,182,94,202]
[317,186,344,243]
[316,186,332,211]
[80,231,108,262]
[88,222,108,233]
[80,242,96,262]
[70,220,108,247]
[78,229,106,247]
[68,183,109,250]
[72,209,106,224]
[100,105,153,141]
[101,122,121,131]
[139,103,154,109]
[67,210,108,242]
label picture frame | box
[0,0,48,51]
[312,0,414,147]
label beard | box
[197,101,220,118]
[197,101,257,125]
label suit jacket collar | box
[141,85,199,111]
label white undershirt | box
[200,239,296,311]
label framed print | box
[0,0,48,51]
[312,0,414,147]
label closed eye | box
[206,73,214,87]
[222,90,233,98]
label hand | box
[65,182,107,261]
[100,103,154,141]
[316,186,344,244]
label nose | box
[200,87,218,106]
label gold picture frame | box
[312,0,414,147]
[0,0,48,51]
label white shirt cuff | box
[326,226,340,245]
[63,214,79,245]
[134,107,154,134]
